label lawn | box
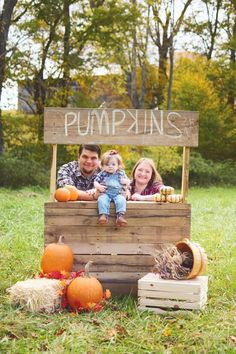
[0,187,235,353]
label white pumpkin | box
[167,194,183,203]
[160,186,175,195]
[155,193,166,202]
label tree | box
[183,0,223,60]
[149,0,192,107]
[171,56,236,161]
[0,0,18,153]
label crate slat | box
[139,297,206,310]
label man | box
[57,144,101,200]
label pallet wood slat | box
[45,226,190,244]
[45,201,190,210]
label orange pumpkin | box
[54,187,70,202]
[41,236,73,274]
[66,261,103,310]
[65,185,79,201]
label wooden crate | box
[138,273,208,313]
[44,201,191,295]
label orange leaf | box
[104,289,112,299]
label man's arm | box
[57,161,77,187]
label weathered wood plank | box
[45,214,189,227]
[73,254,155,272]
[45,207,190,217]
[43,242,160,255]
[90,272,146,281]
[100,282,137,296]
[45,225,190,244]
[45,201,191,210]
[44,108,199,146]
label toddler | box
[94,150,130,226]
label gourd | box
[160,186,175,195]
[167,194,183,203]
[65,185,79,201]
[54,187,70,202]
[155,193,166,202]
[41,236,73,274]
[66,261,103,310]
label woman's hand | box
[131,193,145,201]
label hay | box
[7,278,64,313]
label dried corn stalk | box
[153,245,193,279]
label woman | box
[129,158,173,201]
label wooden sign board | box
[44,107,199,147]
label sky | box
[0,81,18,110]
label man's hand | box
[96,184,107,193]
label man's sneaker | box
[98,214,108,225]
[116,214,127,227]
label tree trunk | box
[227,9,236,108]
[61,0,71,107]
[0,0,18,153]
[167,33,174,110]
[157,45,169,106]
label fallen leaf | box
[229,335,236,344]
[104,289,112,299]
[56,328,65,336]
[115,324,127,336]
[163,326,171,337]
[107,329,117,338]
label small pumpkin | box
[65,185,79,201]
[54,187,70,202]
[160,186,175,195]
[66,261,103,310]
[41,235,73,274]
[155,193,166,202]
[167,194,183,203]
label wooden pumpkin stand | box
[44,108,198,296]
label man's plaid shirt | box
[57,161,100,190]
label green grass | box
[0,187,236,354]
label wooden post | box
[49,144,57,202]
[181,146,190,202]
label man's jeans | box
[97,193,126,215]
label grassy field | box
[0,187,235,354]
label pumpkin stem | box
[84,261,93,277]
[58,235,64,244]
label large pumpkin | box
[65,185,79,201]
[66,261,103,310]
[41,236,73,274]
